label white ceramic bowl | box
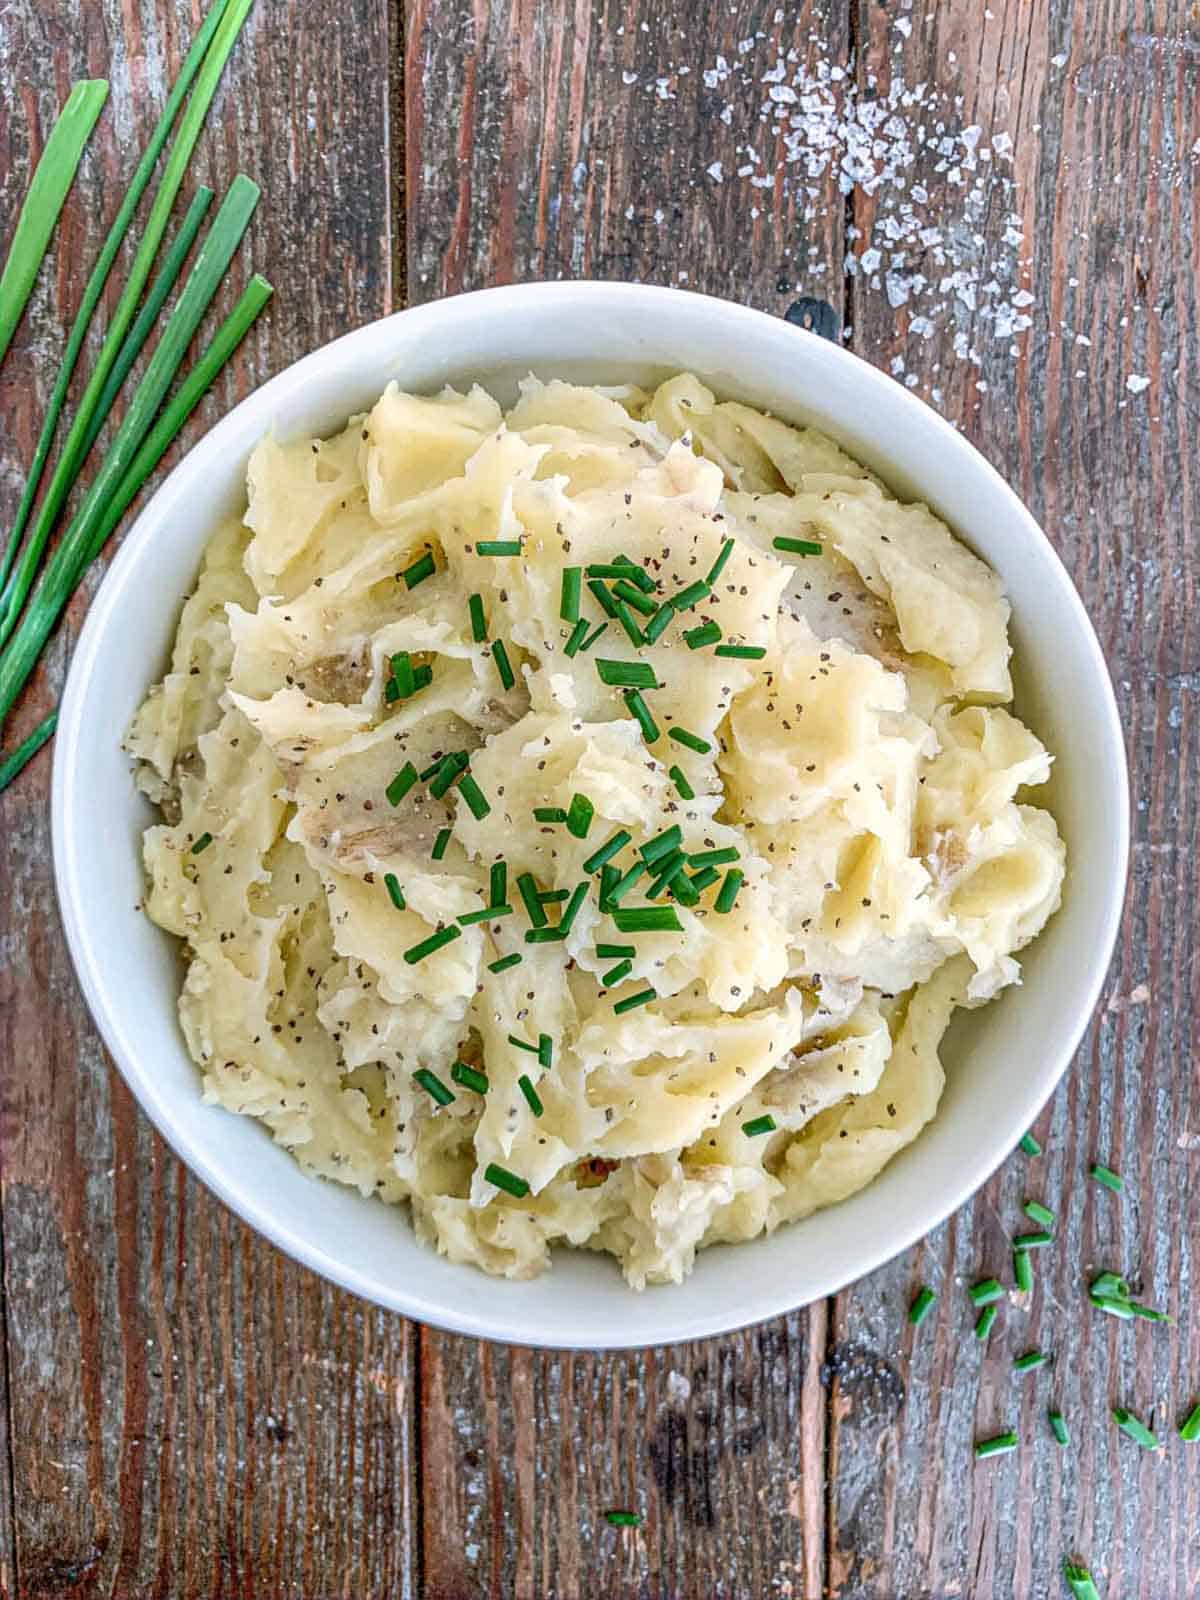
[52,282,1129,1349]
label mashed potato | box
[127,373,1064,1287]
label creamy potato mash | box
[127,373,1064,1287]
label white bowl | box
[52,282,1129,1349]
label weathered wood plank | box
[0,3,415,1595]
[829,2,1200,1595]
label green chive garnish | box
[538,889,569,904]
[643,603,675,644]
[518,1074,544,1116]
[567,794,596,838]
[404,924,460,964]
[639,826,680,865]
[973,1431,1017,1459]
[1090,1271,1130,1301]
[431,828,452,861]
[1090,1295,1135,1321]
[429,751,470,798]
[974,1304,998,1340]
[1023,1199,1056,1228]
[596,659,658,689]
[669,765,695,800]
[742,1114,777,1137]
[384,872,406,910]
[457,773,491,820]
[645,850,687,898]
[684,621,722,650]
[613,579,657,616]
[613,599,645,646]
[613,905,682,933]
[688,865,720,894]
[715,643,766,660]
[772,535,823,557]
[673,579,710,610]
[488,953,522,974]
[190,831,214,855]
[624,689,660,742]
[667,726,711,754]
[560,566,582,623]
[601,959,633,987]
[1048,1410,1070,1446]
[1019,1131,1042,1156]
[403,549,436,588]
[706,537,736,585]
[1090,1162,1124,1192]
[525,927,567,944]
[1013,1230,1053,1251]
[1129,1302,1171,1323]
[492,639,516,691]
[563,617,590,657]
[517,872,548,927]
[969,1278,1005,1306]
[458,904,512,926]
[534,807,567,823]
[670,875,699,908]
[1014,1250,1033,1293]
[557,881,590,936]
[689,846,739,870]
[715,868,744,914]
[1112,1407,1159,1450]
[596,943,635,959]
[490,861,508,906]
[1179,1401,1200,1442]
[1013,1350,1051,1372]
[587,562,652,589]
[537,1033,553,1070]
[1063,1561,1102,1600]
[603,1510,642,1528]
[451,1062,489,1094]
[485,1162,529,1198]
[477,539,522,556]
[414,1067,455,1106]
[614,986,656,1014]
[587,578,619,618]
[386,762,419,807]
[581,621,608,652]
[468,592,487,642]
[606,861,647,906]
[391,651,416,698]
[584,830,631,874]
[909,1286,936,1326]
[508,1033,538,1054]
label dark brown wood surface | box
[1,0,1196,1595]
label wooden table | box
[1,1,1196,1594]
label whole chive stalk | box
[517,872,547,927]
[476,539,522,556]
[403,550,436,588]
[583,830,631,874]
[684,621,721,650]
[1063,1561,1102,1600]
[560,566,582,622]
[1179,1401,1200,1443]
[1112,1407,1159,1450]
[714,868,744,914]
[969,1278,1005,1307]
[973,1431,1017,1459]
[596,659,657,689]
[469,592,487,642]
[667,726,710,754]
[614,986,656,1014]
[451,1061,488,1094]
[1013,1350,1051,1372]
[1048,1409,1070,1446]
[772,535,823,556]
[669,765,695,800]
[386,763,419,807]
[1090,1162,1124,1193]
[909,1286,936,1326]
[414,1068,454,1106]
[488,952,522,974]
[384,872,406,910]
[974,1304,998,1341]
[491,639,516,692]
[403,924,460,963]
[715,643,766,660]
[484,1162,529,1198]
[706,537,735,585]
[1022,1199,1055,1228]
[566,794,595,838]
[1013,1249,1033,1294]
[1019,1130,1042,1156]
[742,1114,776,1137]
[0,710,57,795]
[517,1075,544,1117]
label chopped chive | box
[525,926,567,944]
[706,537,736,585]
[554,881,589,937]
[772,535,823,557]
[457,773,491,820]
[386,762,420,807]
[669,765,695,800]
[508,1033,539,1055]
[384,677,401,704]
[715,643,767,660]
[613,599,645,646]
[1013,1249,1034,1293]
[412,664,433,691]
[646,851,687,899]
[1013,1230,1053,1251]
[476,539,522,556]
[538,889,569,904]
[1128,1302,1171,1323]
[584,830,631,874]
[684,621,722,650]
[614,986,657,1014]
[563,617,590,657]
[431,828,452,861]
[974,1304,998,1341]
[560,566,582,623]
[404,923,461,965]
[598,864,620,910]
[613,906,681,933]
[607,861,647,906]
[580,621,608,652]
[596,658,658,689]
[1090,1294,1135,1320]
[1013,1350,1051,1372]
[601,959,633,987]
[403,549,436,588]
[604,1510,642,1528]
[185,831,214,858]
[451,1061,489,1094]
[1179,1401,1200,1442]
[429,751,470,797]
[1090,1271,1130,1301]
[909,1286,937,1326]
[641,825,683,865]
[518,1074,544,1116]
[420,755,447,781]
[742,1114,777,1137]
[468,592,487,642]
[485,1162,529,1198]
[596,943,635,959]
[384,872,406,910]
[1063,1561,1102,1600]
[1112,1407,1159,1450]
[613,579,657,616]
[643,602,675,644]
[1019,1130,1042,1156]
[492,639,516,691]
[973,1431,1017,1459]
[969,1278,1005,1306]
[567,794,596,838]
[673,579,710,610]
[624,688,660,742]
[688,865,720,894]
[587,578,619,618]
[458,904,512,926]
[667,726,711,754]
[534,806,568,823]
[1048,1409,1070,1446]
[715,868,744,914]
[414,1067,455,1106]
[537,1033,553,1070]
[517,873,548,927]
[488,952,522,974]
[587,562,653,589]
[1023,1199,1056,1228]
[1090,1162,1124,1193]
[668,873,699,908]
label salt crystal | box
[1125,374,1151,395]
[707,161,724,182]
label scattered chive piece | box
[715,643,766,660]
[1013,1230,1053,1251]
[488,952,522,974]
[1179,1401,1200,1443]
[974,1304,998,1341]
[580,621,608,652]
[451,1061,489,1094]
[684,620,722,650]
[1019,1130,1042,1156]
[567,794,596,838]
[525,926,567,944]
[1090,1162,1124,1193]
[614,986,657,1015]
[534,806,568,823]
[613,906,682,932]
[413,1067,454,1106]
[537,1033,553,1070]
[604,1511,642,1528]
[560,566,582,623]
[518,1074,544,1117]
[642,825,683,864]
[507,1033,539,1054]
[386,762,419,807]
[646,852,687,899]
[587,578,619,618]
[1023,1199,1056,1228]
[601,959,633,987]
[644,602,675,644]
[973,1431,1017,1459]
[1063,1561,1102,1600]
[458,904,512,926]
[420,754,447,781]
[1014,1249,1034,1293]
[1090,1271,1130,1302]
[587,562,652,589]
[1112,1407,1159,1450]
[909,1287,937,1326]
[613,578,657,616]
[673,578,710,609]
[404,924,461,964]
[584,830,632,874]
[742,1114,777,1137]
[476,539,522,556]
[667,726,711,755]
[706,537,736,585]
[384,872,406,910]
[563,617,590,657]
[969,1278,1005,1307]
[613,599,645,646]
[596,658,658,689]
[1048,1410,1070,1446]
[1013,1350,1051,1372]
[492,639,516,691]
[517,872,548,927]
[403,550,436,588]
[596,943,635,959]
[384,677,401,704]
[624,688,660,742]
[1128,1302,1171,1323]
[457,772,491,820]
[689,865,720,894]
[669,765,695,800]
[431,828,452,861]
[485,1162,529,1198]
[690,848,739,871]
[429,751,469,798]
[1090,1295,1135,1321]
[538,889,570,904]
[556,881,589,937]
[598,865,620,910]
[715,868,744,914]
[772,535,823,557]
[607,862,647,906]
[413,664,433,691]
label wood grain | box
[0,3,415,1596]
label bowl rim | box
[50,280,1130,1348]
